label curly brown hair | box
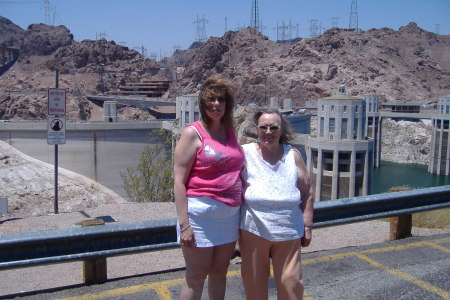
[198,76,235,127]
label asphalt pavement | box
[2,233,449,300]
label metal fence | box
[1,185,449,282]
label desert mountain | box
[1,16,449,121]
[170,25,450,106]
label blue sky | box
[2,0,449,60]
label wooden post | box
[389,214,412,240]
[81,219,107,284]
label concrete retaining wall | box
[0,121,169,199]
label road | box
[2,233,449,300]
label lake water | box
[371,161,450,194]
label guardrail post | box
[389,214,412,240]
[81,219,107,284]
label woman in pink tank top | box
[174,76,244,300]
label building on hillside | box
[429,94,450,175]
[306,87,374,201]
[110,80,171,97]
[176,92,200,128]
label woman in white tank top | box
[239,108,314,300]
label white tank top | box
[240,143,305,241]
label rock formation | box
[0,140,125,217]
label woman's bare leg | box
[271,239,303,300]
[239,230,271,300]
[207,241,236,300]
[181,246,214,300]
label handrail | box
[1,185,449,274]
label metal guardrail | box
[0,185,449,274]
[313,185,450,227]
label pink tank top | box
[186,121,244,207]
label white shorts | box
[177,196,240,247]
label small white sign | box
[47,117,66,145]
[48,88,66,116]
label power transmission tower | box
[173,44,181,53]
[349,0,358,30]
[349,0,363,55]
[133,46,148,57]
[97,64,107,93]
[43,0,50,25]
[331,17,339,28]
[274,22,283,41]
[193,14,208,43]
[235,24,245,31]
[309,19,320,38]
[42,0,57,25]
[96,32,107,40]
[287,20,293,40]
[250,0,261,31]
[435,24,440,35]
[274,20,294,41]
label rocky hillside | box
[169,25,450,106]
[0,140,125,217]
[1,16,449,122]
[0,17,167,121]
[381,119,432,165]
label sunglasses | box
[205,96,226,103]
[258,125,280,132]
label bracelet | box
[304,225,313,230]
[180,224,191,233]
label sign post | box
[48,71,66,214]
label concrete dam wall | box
[0,121,171,199]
